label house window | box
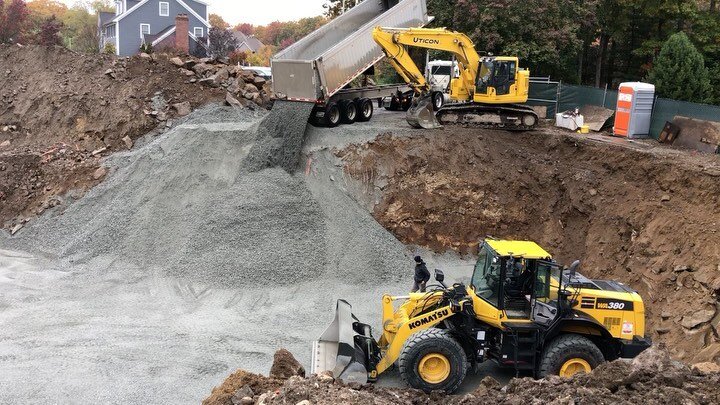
[193,27,204,38]
[115,1,123,15]
[159,2,169,16]
[140,24,150,39]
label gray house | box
[99,0,210,57]
[232,31,264,54]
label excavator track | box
[436,103,539,131]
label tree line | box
[0,0,113,52]
[209,13,326,66]
[324,0,719,104]
[425,0,719,104]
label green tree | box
[647,32,713,103]
[323,0,360,18]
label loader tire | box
[398,328,467,393]
[539,334,605,378]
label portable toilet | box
[613,82,655,138]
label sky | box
[57,0,328,25]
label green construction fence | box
[527,81,720,140]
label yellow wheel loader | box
[312,239,651,393]
[372,27,539,130]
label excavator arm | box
[372,27,483,128]
[372,27,480,100]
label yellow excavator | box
[372,27,539,130]
[312,239,651,393]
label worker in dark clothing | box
[412,256,430,292]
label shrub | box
[647,32,713,104]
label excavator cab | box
[474,57,521,100]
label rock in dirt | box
[172,101,192,116]
[230,385,253,405]
[269,349,305,379]
[681,308,716,329]
[122,136,133,150]
[10,223,22,235]
[169,57,184,67]
[692,362,720,374]
[92,166,107,180]
[225,92,244,108]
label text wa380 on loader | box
[311,239,651,393]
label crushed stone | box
[243,100,316,172]
[8,103,409,288]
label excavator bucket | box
[406,94,442,129]
[311,300,370,383]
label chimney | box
[175,14,189,54]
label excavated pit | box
[337,128,720,364]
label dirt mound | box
[338,130,720,363]
[0,45,274,231]
[204,347,720,404]
[269,349,306,379]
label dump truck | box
[312,239,651,393]
[271,0,432,127]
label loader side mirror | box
[435,269,446,286]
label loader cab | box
[475,56,522,101]
[470,240,560,326]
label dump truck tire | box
[398,328,467,393]
[539,334,605,378]
[339,100,357,124]
[356,98,373,122]
[324,103,341,127]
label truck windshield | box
[431,65,452,76]
[471,246,501,307]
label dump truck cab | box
[312,239,651,393]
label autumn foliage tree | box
[38,14,62,46]
[0,0,30,43]
[209,13,229,29]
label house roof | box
[98,11,115,27]
[233,31,264,53]
[145,24,176,44]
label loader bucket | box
[406,94,442,129]
[311,299,370,384]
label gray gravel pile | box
[10,104,410,286]
[243,100,315,172]
[12,105,326,286]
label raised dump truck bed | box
[271,0,431,127]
